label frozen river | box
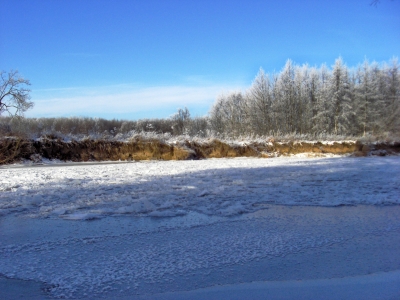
[1,157,400,299]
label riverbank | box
[1,136,399,165]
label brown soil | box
[184,140,259,159]
[267,141,359,156]
[0,137,399,165]
[0,137,193,164]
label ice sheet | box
[0,206,399,299]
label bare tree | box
[209,92,248,137]
[0,70,33,117]
[171,107,191,135]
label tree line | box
[1,57,399,140]
[0,112,209,139]
[209,57,399,137]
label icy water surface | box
[1,205,400,299]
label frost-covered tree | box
[275,60,298,133]
[294,64,313,134]
[329,58,354,135]
[247,68,273,135]
[208,57,399,137]
[209,92,248,137]
[355,60,384,135]
[209,97,226,135]
[306,67,321,131]
[310,64,332,134]
[384,58,400,132]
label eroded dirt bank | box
[1,137,399,164]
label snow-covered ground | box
[1,157,399,219]
[1,156,400,299]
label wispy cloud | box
[28,84,244,119]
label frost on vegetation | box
[0,157,399,220]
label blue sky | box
[1,0,399,120]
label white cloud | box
[28,84,244,119]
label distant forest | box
[1,57,399,139]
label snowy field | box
[1,156,399,219]
[1,156,400,299]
